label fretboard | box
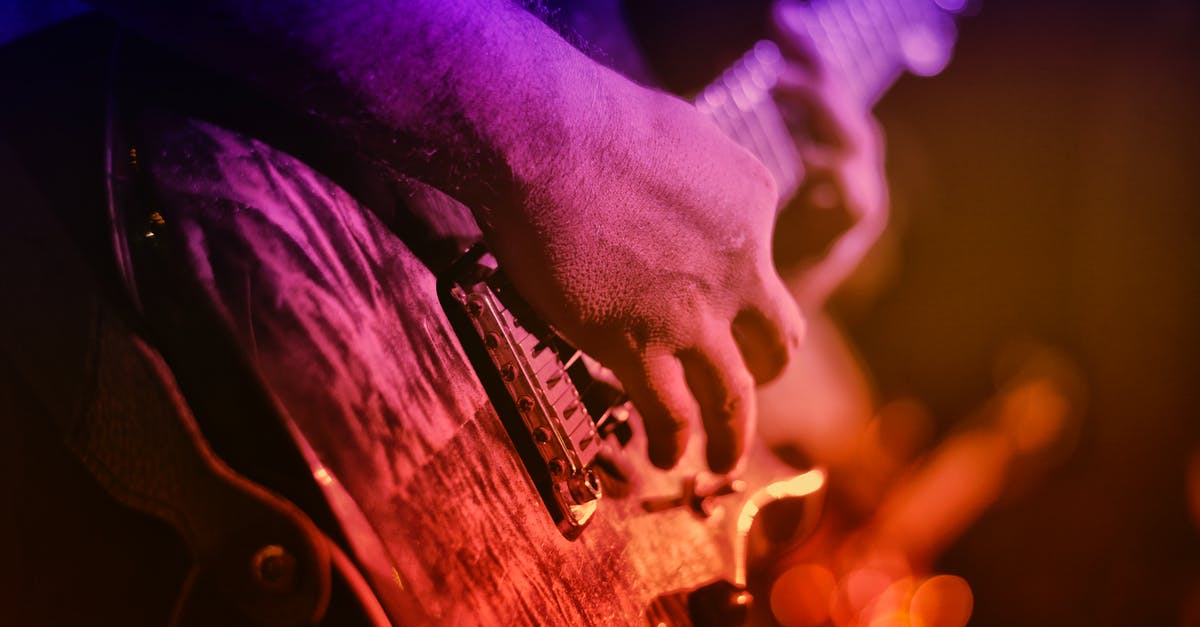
[695,0,962,203]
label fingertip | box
[788,305,806,354]
[712,378,756,473]
[704,396,752,474]
[642,404,689,470]
[734,279,805,384]
[771,273,806,344]
[632,396,691,471]
[682,340,756,474]
[615,352,695,471]
[731,312,786,384]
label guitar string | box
[809,2,861,99]
[823,0,872,100]
[739,68,802,198]
[877,0,905,34]
[855,0,911,104]
[700,90,737,156]
[748,101,799,199]
[898,0,923,25]
[720,73,781,181]
[740,49,801,186]
[727,64,790,186]
[864,0,909,103]
[846,0,891,92]
[803,1,839,72]
[707,79,776,181]
[895,0,925,39]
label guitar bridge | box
[440,245,630,539]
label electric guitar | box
[109,1,965,625]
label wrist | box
[454,38,636,221]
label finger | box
[802,168,889,304]
[610,350,696,470]
[679,331,758,474]
[732,273,805,384]
[772,164,859,273]
[802,170,844,212]
[774,76,868,156]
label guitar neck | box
[695,0,961,202]
[790,0,961,105]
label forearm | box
[86,0,624,211]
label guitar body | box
[138,112,815,624]
[123,2,959,623]
[0,1,968,624]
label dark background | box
[860,0,1200,624]
[625,0,1200,620]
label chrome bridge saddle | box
[440,245,633,539]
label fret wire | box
[875,0,912,52]
[706,86,743,151]
[745,98,793,196]
[749,101,802,201]
[716,59,782,178]
[821,0,873,100]
[870,0,907,47]
[729,63,791,184]
[694,0,961,205]
[872,0,921,99]
[744,47,803,195]
[726,43,804,199]
[710,105,743,151]
[902,0,926,22]
[721,72,784,182]
[699,85,738,140]
[846,0,892,94]
[868,0,908,49]
[703,82,778,179]
[702,84,798,208]
[841,0,880,92]
[751,41,806,193]
[808,2,857,92]
[856,0,910,102]
[895,0,924,33]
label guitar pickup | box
[439,245,629,539]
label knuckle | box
[731,149,777,208]
[752,161,778,202]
